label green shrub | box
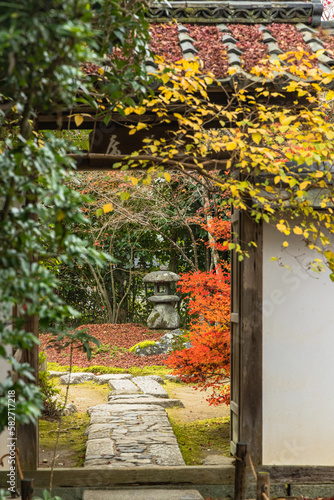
[38,356,63,416]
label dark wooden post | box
[17,205,39,471]
[17,313,39,471]
[234,442,247,500]
[256,471,270,500]
[21,478,34,500]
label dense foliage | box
[166,220,231,406]
[0,0,151,431]
[54,169,224,326]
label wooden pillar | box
[239,213,263,465]
[17,204,39,471]
[234,442,247,500]
[256,472,270,500]
[17,314,39,471]
[21,478,34,500]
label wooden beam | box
[260,465,334,484]
[4,466,235,488]
[1,465,334,489]
[69,153,229,172]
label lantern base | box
[147,303,180,329]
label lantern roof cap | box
[143,265,181,283]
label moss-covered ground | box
[47,362,170,378]
[164,381,230,465]
[168,416,230,465]
[39,413,90,467]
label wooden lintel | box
[1,465,334,488]
[70,154,228,172]
[1,467,234,488]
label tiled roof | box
[146,22,334,87]
[147,0,324,26]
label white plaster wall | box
[263,223,334,465]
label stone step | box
[107,396,184,408]
[83,489,204,500]
[132,376,169,398]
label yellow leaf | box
[226,142,237,151]
[276,223,287,232]
[252,132,261,145]
[326,90,334,101]
[134,106,146,115]
[136,122,147,131]
[164,172,171,182]
[74,114,84,127]
[98,67,104,75]
[265,185,275,193]
[161,73,169,84]
[282,241,289,248]
[315,171,324,178]
[131,177,138,186]
[300,181,309,191]
[293,227,303,235]
[323,76,334,85]
[129,128,136,135]
[124,107,134,115]
[204,76,213,85]
[103,203,113,213]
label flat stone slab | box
[133,376,168,398]
[150,444,185,465]
[84,424,112,439]
[72,372,97,381]
[60,374,85,385]
[48,371,69,378]
[85,438,115,457]
[144,375,164,384]
[95,374,133,384]
[84,373,187,468]
[87,404,113,415]
[108,379,140,395]
[107,397,184,408]
[83,490,204,500]
[60,372,97,385]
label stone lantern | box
[143,265,181,329]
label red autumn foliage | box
[202,217,231,252]
[166,220,231,406]
[228,24,268,72]
[267,23,308,53]
[149,23,182,62]
[40,324,167,369]
[186,24,229,78]
[318,27,334,58]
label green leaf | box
[120,191,130,201]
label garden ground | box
[39,323,231,468]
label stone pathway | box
[83,374,186,468]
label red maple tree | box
[166,219,231,406]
